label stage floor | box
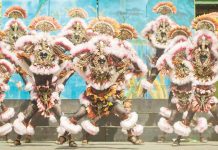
[1,141,218,150]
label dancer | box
[58,17,149,147]
[173,15,218,145]
[0,31,16,138]
[57,8,92,144]
[12,16,74,145]
[156,25,209,143]
[141,1,177,95]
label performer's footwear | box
[58,136,67,145]
[128,136,143,145]
[172,138,180,146]
[200,137,207,143]
[82,139,88,144]
[157,135,165,143]
[24,135,32,143]
[14,139,21,146]
[69,140,77,147]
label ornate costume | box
[58,17,149,147]
[0,6,29,139]
[172,14,218,145]
[12,16,74,145]
[141,2,177,94]
[0,55,16,137]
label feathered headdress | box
[192,14,218,32]
[118,23,137,40]
[168,26,191,39]
[89,17,120,37]
[29,16,61,32]
[4,6,27,19]
[153,2,176,15]
[68,8,88,18]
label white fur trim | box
[0,123,12,136]
[192,30,218,58]
[182,111,188,120]
[214,125,218,134]
[81,120,100,135]
[209,96,218,104]
[194,117,208,133]
[27,125,35,136]
[120,112,138,130]
[156,53,168,70]
[1,107,15,121]
[79,93,90,107]
[0,42,18,63]
[57,126,66,137]
[159,107,171,118]
[29,64,60,75]
[173,121,191,136]
[141,21,155,38]
[53,36,74,51]
[13,118,27,135]
[57,84,65,92]
[164,35,188,53]
[158,117,173,134]
[24,82,33,91]
[60,116,82,134]
[4,19,27,31]
[171,97,178,104]
[132,124,144,136]
[0,59,15,74]
[121,128,128,135]
[132,56,148,74]
[1,84,9,92]
[140,79,153,90]
[51,92,60,101]
[17,112,25,121]
[49,114,57,123]
[166,41,190,68]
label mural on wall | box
[2,0,194,100]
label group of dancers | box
[0,1,218,147]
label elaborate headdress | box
[168,26,191,39]
[68,8,88,18]
[4,6,27,19]
[29,16,61,32]
[61,8,89,44]
[117,23,137,40]
[89,17,120,37]
[192,14,218,32]
[153,2,176,15]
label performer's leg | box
[173,110,195,146]
[199,132,207,143]
[51,104,62,123]
[158,92,174,142]
[158,105,178,143]
[0,102,7,112]
[23,102,39,124]
[71,105,87,121]
[14,102,38,145]
[59,105,87,147]
[113,103,143,144]
[82,129,89,144]
[168,91,173,106]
